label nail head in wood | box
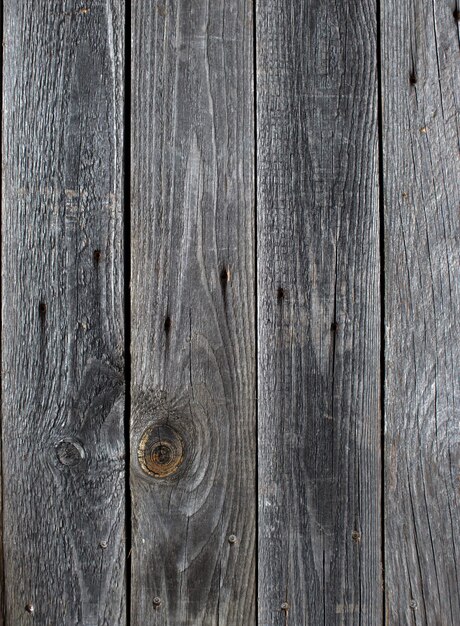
[228,534,237,544]
[153,597,162,607]
[351,530,361,543]
[25,604,34,614]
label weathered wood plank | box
[383,1,460,623]
[130,1,255,624]
[2,2,125,624]
[257,1,382,623]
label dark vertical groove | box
[0,0,5,621]
[253,0,258,617]
[123,0,132,623]
[376,0,386,621]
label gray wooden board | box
[1,2,126,624]
[257,0,382,623]
[130,1,255,624]
[2,0,459,624]
[382,0,460,623]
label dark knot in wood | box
[55,438,85,467]
[138,424,184,478]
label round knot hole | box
[138,424,184,478]
[55,439,85,467]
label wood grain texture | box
[2,2,125,624]
[382,0,460,623]
[257,1,382,623]
[130,1,255,624]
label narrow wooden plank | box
[2,2,125,624]
[0,444,3,625]
[383,1,460,623]
[257,1,382,623]
[130,1,255,624]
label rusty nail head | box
[153,597,161,606]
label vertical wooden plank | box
[130,1,255,624]
[2,2,125,624]
[257,1,382,623]
[383,1,460,623]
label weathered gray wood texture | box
[2,2,126,624]
[130,1,255,624]
[383,1,460,623]
[257,1,382,623]
[2,0,460,624]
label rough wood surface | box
[130,1,255,624]
[1,2,126,624]
[383,1,460,623]
[257,1,382,623]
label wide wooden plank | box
[257,1,382,623]
[2,2,125,624]
[382,1,460,623]
[130,1,255,624]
